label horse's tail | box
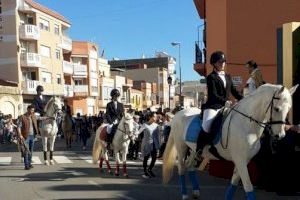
[92,127,103,164]
[163,132,177,184]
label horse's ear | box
[289,84,299,96]
[278,86,285,95]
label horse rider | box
[105,89,124,145]
[195,51,243,167]
[62,99,75,131]
[243,60,265,96]
[33,85,47,117]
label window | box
[42,72,51,83]
[27,16,34,25]
[54,24,59,35]
[56,74,61,84]
[39,18,50,31]
[55,49,60,60]
[75,79,83,85]
[92,86,98,92]
[40,45,50,58]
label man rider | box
[33,85,47,117]
[106,89,124,144]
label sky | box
[35,0,204,81]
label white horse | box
[163,84,298,200]
[92,112,135,177]
[39,97,62,165]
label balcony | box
[73,64,88,78]
[64,85,74,97]
[63,61,73,74]
[61,36,72,52]
[74,85,88,96]
[20,53,41,68]
[19,24,40,40]
[22,80,40,94]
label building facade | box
[66,41,99,116]
[193,0,300,122]
[0,0,71,112]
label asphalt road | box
[0,135,299,200]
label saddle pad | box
[99,126,108,141]
[185,116,202,143]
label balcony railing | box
[19,24,40,40]
[22,80,40,94]
[74,85,88,93]
[20,53,41,67]
[64,85,74,97]
[63,61,74,74]
[61,36,72,52]
[73,64,88,78]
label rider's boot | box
[194,129,210,168]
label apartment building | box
[111,65,170,108]
[98,57,114,111]
[65,41,99,116]
[0,0,72,112]
[133,81,154,110]
[109,52,176,106]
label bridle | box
[230,91,286,129]
[117,117,133,138]
[222,90,287,148]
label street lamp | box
[167,76,172,108]
[171,42,182,107]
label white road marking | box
[117,194,135,200]
[79,155,94,164]
[53,156,72,164]
[0,157,12,165]
[31,156,42,165]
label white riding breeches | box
[202,108,221,133]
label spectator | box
[141,112,160,179]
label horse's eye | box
[274,108,280,112]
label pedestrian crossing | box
[0,154,163,166]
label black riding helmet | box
[36,85,44,92]
[210,51,226,66]
[110,89,120,97]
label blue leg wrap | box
[179,175,187,195]
[188,171,200,190]
[225,184,237,200]
[246,191,256,200]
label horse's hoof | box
[99,168,103,173]
[124,173,129,178]
[45,160,49,166]
[50,160,55,165]
[182,195,189,200]
[192,190,200,199]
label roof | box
[25,0,71,25]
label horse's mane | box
[44,97,54,112]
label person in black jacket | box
[106,89,124,144]
[33,85,47,116]
[195,51,243,166]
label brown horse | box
[62,113,73,149]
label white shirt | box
[113,101,117,110]
[217,71,226,88]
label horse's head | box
[121,112,134,136]
[45,97,62,117]
[266,85,298,139]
